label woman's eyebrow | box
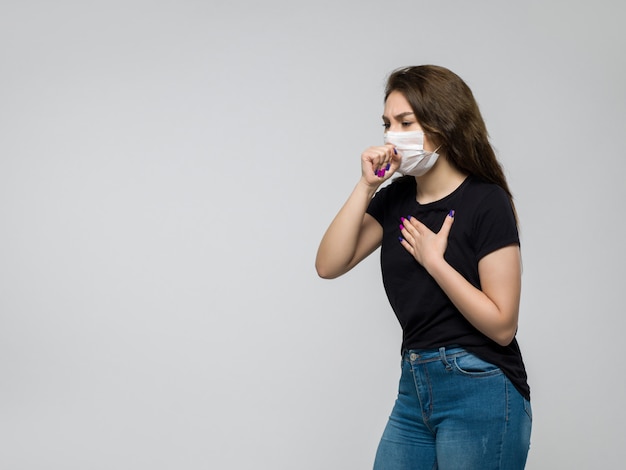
[382,112,415,120]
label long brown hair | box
[385,65,517,221]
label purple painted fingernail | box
[448,210,455,218]
[393,148,397,155]
[398,236,404,242]
[386,163,391,170]
[400,217,405,222]
[399,224,404,231]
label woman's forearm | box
[315,179,380,279]
[425,246,521,346]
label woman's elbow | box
[315,264,334,279]
[315,261,341,279]
[493,324,518,347]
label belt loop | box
[439,346,452,371]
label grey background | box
[1,1,624,468]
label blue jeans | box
[373,346,532,470]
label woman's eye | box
[401,121,413,127]
[382,123,390,129]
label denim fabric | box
[373,346,531,470]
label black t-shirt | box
[367,175,530,400]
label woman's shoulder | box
[456,177,516,228]
[374,175,415,199]
[388,174,416,193]
[463,176,510,202]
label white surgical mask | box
[384,130,440,177]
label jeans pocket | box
[523,398,533,421]
[452,353,503,377]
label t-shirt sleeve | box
[473,186,520,261]
[366,185,388,226]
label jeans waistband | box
[402,345,468,363]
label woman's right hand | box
[361,144,401,186]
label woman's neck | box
[415,157,468,204]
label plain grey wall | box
[2,1,625,468]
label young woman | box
[316,65,531,469]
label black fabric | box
[367,175,530,400]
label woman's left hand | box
[399,211,455,271]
